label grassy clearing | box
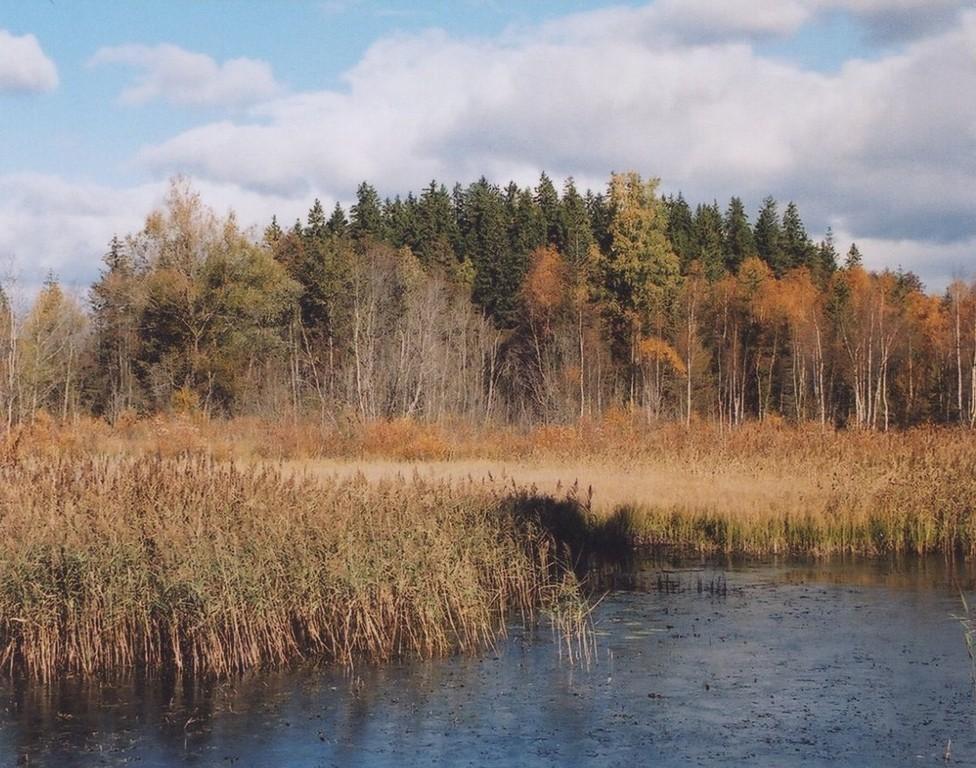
[0,455,586,681]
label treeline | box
[0,172,973,430]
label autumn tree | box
[600,172,680,410]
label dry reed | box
[0,455,584,681]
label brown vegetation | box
[0,454,585,680]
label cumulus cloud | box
[89,44,282,107]
[137,9,976,252]
[0,28,58,93]
[0,174,312,295]
[7,1,976,291]
[821,0,968,41]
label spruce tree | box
[305,199,327,241]
[459,178,519,326]
[692,201,725,279]
[350,182,385,244]
[723,196,755,273]
[415,181,459,271]
[665,193,695,271]
[781,201,816,271]
[754,196,787,275]
[560,177,594,273]
[815,226,839,278]
[534,172,562,249]
[263,216,283,248]
[326,203,348,238]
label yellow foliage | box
[637,336,687,375]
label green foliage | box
[723,196,755,272]
[754,196,787,274]
[602,172,680,326]
[691,201,724,280]
[351,181,385,244]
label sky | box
[0,0,974,295]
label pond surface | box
[2,558,974,767]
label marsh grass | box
[599,441,976,557]
[0,456,588,681]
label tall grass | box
[0,456,585,680]
[595,434,976,557]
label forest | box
[1,171,973,431]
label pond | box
[2,558,974,767]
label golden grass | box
[0,455,586,681]
[0,412,976,640]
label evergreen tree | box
[383,194,418,249]
[781,201,816,271]
[458,178,519,325]
[305,199,327,241]
[815,226,839,278]
[263,215,283,248]
[350,182,385,244]
[89,236,140,416]
[723,196,755,272]
[691,201,725,279]
[665,193,695,271]
[508,186,546,258]
[754,196,787,275]
[560,177,594,273]
[326,203,348,238]
[845,242,863,268]
[587,190,612,254]
[534,172,562,249]
[415,181,459,272]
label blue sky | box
[1,0,974,292]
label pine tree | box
[383,194,417,249]
[845,243,863,268]
[601,172,680,404]
[602,174,680,332]
[508,186,546,258]
[89,236,139,417]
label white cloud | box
[0,28,58,93]
[0,173,313,295]
[5,1,976,292]
[89,44,282,107]
[130,5,976,289]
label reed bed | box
[597,443,976,557]
[0,455,585,681]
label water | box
[2,558,974,767]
